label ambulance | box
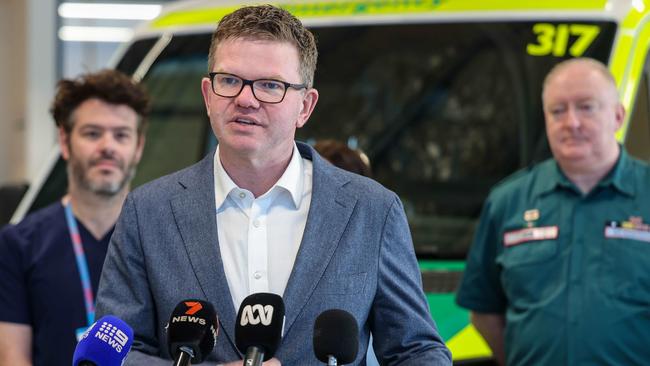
[12,0,650,363]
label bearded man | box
[0,69,149,366]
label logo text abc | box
[240,304,274,326]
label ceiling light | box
[58,26,133,43]
[58,2,161,20]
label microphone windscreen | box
[235,293,285,360]
[72,315,134,366]
[313,309,359,364]
[167,299,219,364]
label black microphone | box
[313,309,359,366]
[235,293,285,366]
[167,299,219,366]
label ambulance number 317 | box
[527,23,600,57]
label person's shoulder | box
[625,153,650,174]
[130,169,185,196]
[487,159,554,203]
[9,202,62,233]
[326,161,391,193]
[623,154,650,189]
[129,154,212,200]
[0,202,63,248]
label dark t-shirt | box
[0,202,112,366]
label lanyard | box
[63,202,95,327]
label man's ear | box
[296,88,319,129]
[614,102,625,131]
[134,132,146,164]
[58,127,71,161]
[201,77,213,116]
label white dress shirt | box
[213,144,313,311]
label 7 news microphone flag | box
[167,299,219,366]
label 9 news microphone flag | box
[72,315,133,366]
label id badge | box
[76,326,89,342]
[503,226,558,246]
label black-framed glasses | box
[208,72,308,104]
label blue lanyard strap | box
[63,202,95,327]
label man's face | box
[200,38,318,163]
[59,98,144,197]
[542,62,624,172]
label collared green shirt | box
[456,149,650,366]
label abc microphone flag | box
[167,299,219,366]
[235,293,285,366]
[72,315,134,366]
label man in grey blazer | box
[95,5,451,365]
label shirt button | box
[253,219,260,227]
[239,192,246,199]
[254,271,262,279]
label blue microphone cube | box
[72,315,134,366]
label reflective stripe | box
[446,324,493,360]
[152,0,608,29]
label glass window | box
[299,21,616,258]
[115,38,158,76]
[126,34,214,188]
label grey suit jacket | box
[96,142,451,365]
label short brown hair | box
[207,4,318,87]
[50,69,150,135]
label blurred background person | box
[456,57,650,366]
[0,69,149,366]
[313,139,372,177]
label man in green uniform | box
[456,57,650,366]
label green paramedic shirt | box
[456,149,650,366]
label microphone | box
[313,309,359,366]
[167,299,219,366]
[235,293,285,366]
[72,315,134,366]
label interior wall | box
[25,0,58,183]
[0,0,58,187]
[0,0,27,186]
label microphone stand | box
[174,346,195,366]
[327,355,338,366]
[244,345,265,366]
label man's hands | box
[222,358,281,366]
